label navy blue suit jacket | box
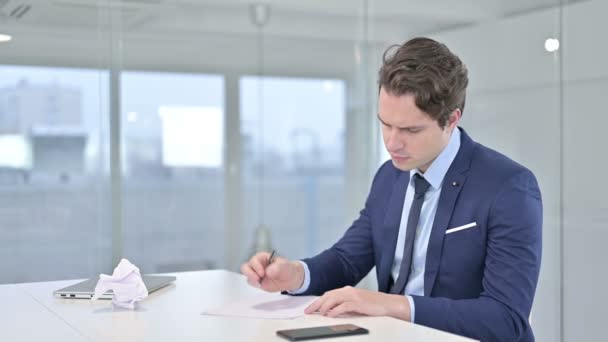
[300,128,542,342]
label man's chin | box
[391,158,416,171]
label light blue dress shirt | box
[291,128,461,324]
[393,127,460,322]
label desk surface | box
[0,284,85,341]
[5,270,475,342]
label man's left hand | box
[304,286,412,322]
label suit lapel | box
[423,128,475,296]
[423,172,468,295]
[377,170,410,293]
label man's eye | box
[404,128,422,133]
[398,128,419,133]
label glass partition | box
[2,1,606,340]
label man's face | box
[378,87,460,173]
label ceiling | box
[0,0,586,43]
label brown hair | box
[378,37,468,128]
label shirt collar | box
[412,127,461,190]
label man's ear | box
[447,109,462,131]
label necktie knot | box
[413,173,430,198]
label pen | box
[260,250,276,285]
[268,249,276,266]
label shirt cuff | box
[406,295,416,323]
[286,261,311,294]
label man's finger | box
[260,276,281,292]
[240,263,261,285]
[317,294,343,316]
[305,296,324,314]
[326,302,355,318]
[247,278,261,288]
[250,255,267,278]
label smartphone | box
[276,324,369,341]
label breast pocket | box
[445,222,477,235]
[442,221,485,273]
[444,221,484,246]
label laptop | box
[53,275,176,299]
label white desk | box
[0,284,85,341]
[5,270,475,341]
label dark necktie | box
[389,173,431,294]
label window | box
[239,76,346,260]
[0,65,108,283]
[120,71,225,272]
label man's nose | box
[386,130,404,151]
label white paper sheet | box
[202,292,318,319]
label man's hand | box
[304,286,412,322]
[240,252,305,293]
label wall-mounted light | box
[0,34,12,43]
[545,38,560,52]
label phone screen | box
[276,324,369,341]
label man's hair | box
[378,37,469,128]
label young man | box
[241,37,542,342]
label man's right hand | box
[240,252,305,293]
